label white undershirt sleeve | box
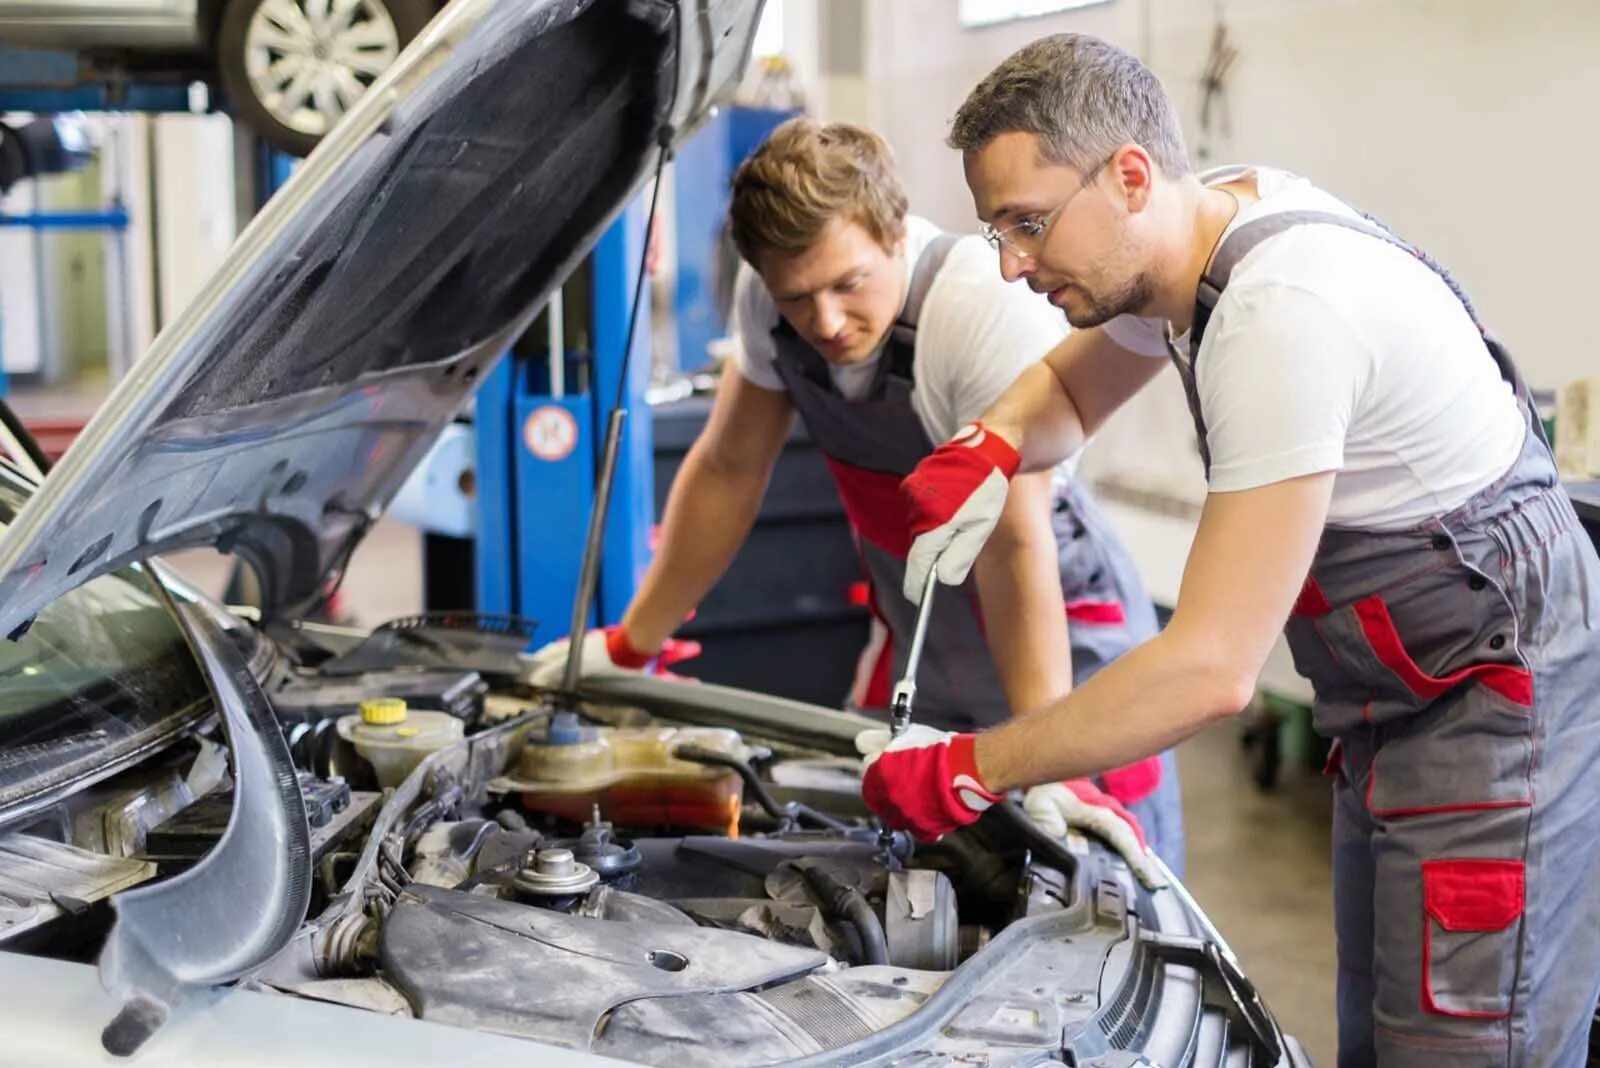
[1198,282,1374,491]
[727,264,787,392]
[914,258,1070,444]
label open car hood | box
[0,0,763,641]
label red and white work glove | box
[856,725,1167,889]
[900,423,1022,603]
[855,725,1002,841]
[1023,780,1168,889]
[526,625,700,687]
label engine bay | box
[0,615,1287,1067]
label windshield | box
[0,467,209,815]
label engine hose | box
[791,858,889,967]
[674,746,851,832]
[990,800,1081,882]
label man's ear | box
[1110,144,1156,213]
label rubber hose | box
[792,858,889,967]
[989,800,1081,882]
[674,746,851,832]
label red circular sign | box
[524,405,579,462]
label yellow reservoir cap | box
[360,698,409,725]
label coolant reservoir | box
[490,712,748,833]
[336,698,464,787]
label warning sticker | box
[524,405,579,462]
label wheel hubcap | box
[243,0,401,139]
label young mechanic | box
[531,117,1184,878]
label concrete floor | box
[168,516,1339,1065]
[1177,722,1337,1063]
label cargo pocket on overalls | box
[1350,577,1535,818]
[1421,858,1525,1018]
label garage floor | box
[168,516,1340,1065]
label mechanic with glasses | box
[528,116,1183,884]
[857,33,1600,1068]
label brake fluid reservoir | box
[336,698,464,788]
[492,712,747,833]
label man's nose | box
[998,245,1032,284]
[814,297,846,337]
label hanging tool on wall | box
[1197,4,1239,162]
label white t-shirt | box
[1102,167,1525,530]
[730,215,1070,445]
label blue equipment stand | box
[474,194,655,640]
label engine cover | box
[379,884,826,1050]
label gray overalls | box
[767,232,1184,873]
[1171,204,1600,1066]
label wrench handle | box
[900,566,940,693]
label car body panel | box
[0,951,637,1067]
[0,0,762,644]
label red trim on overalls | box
[1290,580,1533,708]
[823,456,913,557]
[1353,596,1534,707]
[1420,858,1525,1019]
[1292,577,1334,617]
[818,458,908,709]
[1065,600,1127,625]
[1363,734,1531,817]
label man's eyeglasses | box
[979,156,1110,261]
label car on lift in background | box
[0,0,442,154]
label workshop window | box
[958,0,1112,29]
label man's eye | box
[1017,216,1047,236]
[837,277,862,293]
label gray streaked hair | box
[948,33,1191,177]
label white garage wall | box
[864,0,1600,392]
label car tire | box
[217,0,436,156]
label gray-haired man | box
[857,32,1600,1067]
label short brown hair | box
[728,117,908,265]
[949,34,1190,177]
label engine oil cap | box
[360,697,409,725]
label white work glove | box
[526,625,674,688]
[900,423,1022,603]
[1023,780,1168,889]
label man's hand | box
[901,423,1022,602]
[856,725,1003,841]
[1023,780,1168,889]
[526,626,698,688]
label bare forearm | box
[970,474,1334,792]
[982,362,1087,473]
[972,624,1253,791]
[971,477,1072,713]
[620,447,766,651]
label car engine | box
[284,704,1065,1066]
[0,616,1297,1067]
